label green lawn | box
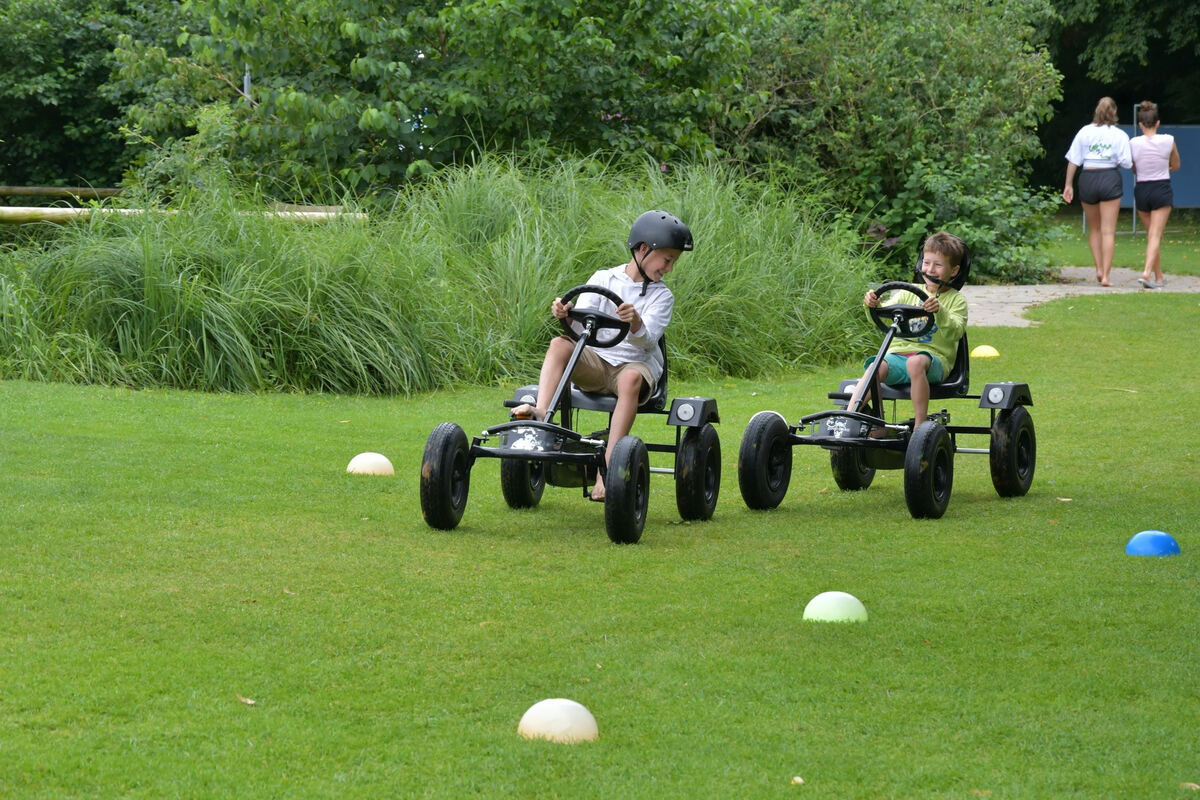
[1045,207,1200,275]
[2,292,1198,798]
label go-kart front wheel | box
[500,458,545,509]
[830,446,875,491]
[605,436,649,544]
[738,411,793,510]
[989,406,1036,497]
[904,420,954,519]
[420,422,471,530]
[675,423,721,521]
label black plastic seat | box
[572,335,669,414]
[509,336,670,416]
[877,333,970,401]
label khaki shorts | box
[574,347,655,403]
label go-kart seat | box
[571,335,669,414]
[876,332,970,401]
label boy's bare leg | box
[847,361,889,413]
[906,355,931,425]
[513,336,574,420]
[592,370,644,501]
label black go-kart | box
[420,284,721,544]
[737,280,1035,519]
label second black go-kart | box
[737,280,1035,519]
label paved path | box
[966,266,1200,327]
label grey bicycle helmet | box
[627,210,693,296]
[627,210,694,254]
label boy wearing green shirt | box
[849,231,968,426]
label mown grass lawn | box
[2,292,1197,798]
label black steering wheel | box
[559,284,631,348]
[868,281,935,338]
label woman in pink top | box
[1131,100,1182,289]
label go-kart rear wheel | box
[420,422,471,530]
[904,420,953,519]
[737,411,793,510]
[675,423,721,521]
[605,436,649,544]
[989,405,1036,497]
[830,446,875,491]
[500,458,545,509]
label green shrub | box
[725,0,1063,281]
[876,154,1061,283]
[0,156,879,393]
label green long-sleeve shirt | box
[878,287,968,375]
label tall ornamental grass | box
[0,156,879,393]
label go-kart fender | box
[511,386,539,407]
[668,397,719,427]
[979,382,1032,410]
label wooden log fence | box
[0,186,122,199]
[1,187,365,224]
[0,205,366,225]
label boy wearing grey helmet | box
[511,210,693,500]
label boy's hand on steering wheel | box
[551,297,573,319]
[922,296,941,313]
[864,290,880,307]
[615,302,642,332]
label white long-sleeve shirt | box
[568,264,673,384]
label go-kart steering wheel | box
[868,281,935,338]
[559,284,631,348]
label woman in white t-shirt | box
[1062,97,1132,287]
[1131,100,1182,289]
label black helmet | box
[627,210,693,254]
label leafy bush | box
[723,0,1063,280]
[0,0,186,186]
[875,154,1061,283]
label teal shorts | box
[864,351,944,386]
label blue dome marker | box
[1125,530,1181,557]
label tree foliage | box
[0,0,186,187]
[111,0,759,193]
[720,0,1063,278]
[9,0,1066,279]
[1052,0,1199,85]
[1,0,120,185]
